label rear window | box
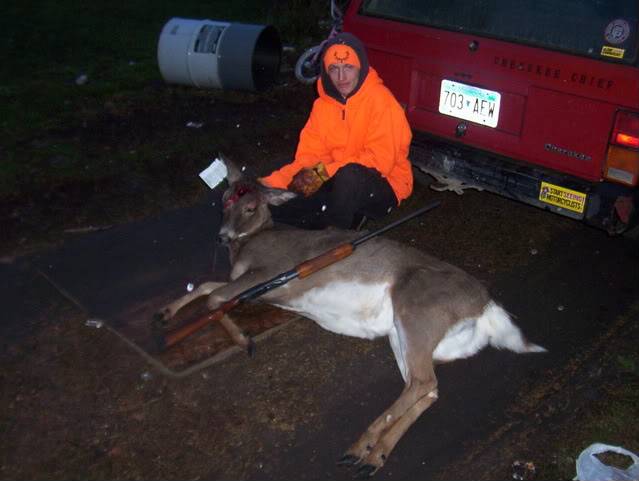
[360,0,639,65]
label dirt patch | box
[0,288,384,480]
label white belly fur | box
[283,281,394,339]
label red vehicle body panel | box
[343,1,639,232]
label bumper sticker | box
[539,182,587,214]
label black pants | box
[269,164,397,229]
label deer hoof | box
[247,338,256,358]
[355,463,379,478]
[153,308,173,324]
[336,454,360,467]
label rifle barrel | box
[352,200,441,247]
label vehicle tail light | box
[605,111,639,186]
[615,132,639,149]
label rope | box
[294,0,346,84]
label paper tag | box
[199,158,228,189]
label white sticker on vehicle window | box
[604,19,630,45]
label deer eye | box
[244,205,256,215]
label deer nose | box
[217,233,230,245]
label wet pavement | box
[1,190,234,370]
[1,183,638,480]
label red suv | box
[343,0,639,234]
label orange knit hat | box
[323,44,361,70]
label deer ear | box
[219,152,243,184]
[263,188,297,206]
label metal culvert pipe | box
[157,17,282,91]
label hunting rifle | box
[157,200,441,351]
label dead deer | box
[155,157,546,477]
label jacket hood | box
[319,32,370,104]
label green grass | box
[0,0,328,198]
[544,328,639,480]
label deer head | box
[218,154,296,244]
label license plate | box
[439,80,501,128]
[539,182,587,214]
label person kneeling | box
[260,33,413,230]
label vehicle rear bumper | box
[410,132,639,235]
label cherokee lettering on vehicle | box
[494,56,615,90]
[544,143,592,162]
[569,72,614,89]
[494,56,561,79]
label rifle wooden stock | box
[158,200,441,351]
[296,243,354,278]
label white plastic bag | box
[575,443,639,481]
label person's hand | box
[288,168,325,197]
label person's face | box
[327,63,360,97]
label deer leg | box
[155,281,226,322]
[338,370,437,471]
[340,304,442,476]
[354,385,439,478]
[203,287,262,355]
[153,281,254,354]
[217,313,255,356]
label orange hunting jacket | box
[262,67,413,203]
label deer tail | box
[478,301,547,354]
